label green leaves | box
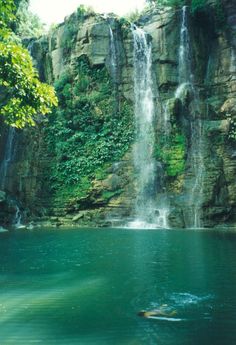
[0,40,58,127]
[0,0,57,127]
[150,0,184,8]
[155,126,186,178]
[15,0,45,38]
[45,58,134,196]
[227,113,236,141]
[191,0,207,13]
[0,0,16,29]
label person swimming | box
[138,305,177,318]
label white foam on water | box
[148,316,185,322]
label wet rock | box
[72,212,86,222]
[168,207,185,228]
[0,191,6,203]
[0,226,8,233]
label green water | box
[0,228,236,345]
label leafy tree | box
[0,0,16,29]
[15,0,45,38]
[0,0,57,128]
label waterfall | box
[108,22,121,114]
[0,127,16,190]
[13,205,22,228]
[109,26,117,81]
[176,6,204,228]
[162,100,171,140]
[0,127,23,227]
[230,48,236,73]
[129,25,168,229]
[190,120,204,228]
[175,6,194,98]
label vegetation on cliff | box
[155,129,186,179]
[147,0,225,26]
[45,56,134,205]
[61,5,95,51]
[148,0,220,11]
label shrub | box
[44,57,134,203]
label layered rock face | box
[1,3,236,228]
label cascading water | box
[176,6,204,228]
[230,48,236,73]
[162,100,171,141]
[13,205,22,228]
[175,6,194,98]
[109,26,117,81]
[0,127,16,190]
[108,22,121,115]
[0,127,22,227]
[129,25,168,229]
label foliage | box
[146,0,184,8]
[125,9,142,23]
[0,0,16,29]
[155,124,186,177]
[190,0,207,13]
[45,57,134,201]
[61,5,95,50]
[213,0,226,29]
[0,0,57,127]
[101,190,123,201]
[0,40,58,127]
[77,4,94,17]
[61,21,78,50]
[227,113,236,141]
[15,0,45,38]
[119,17,131,37]
[53,176,92,205]
[147,0,225,22]
[94,166,109,180]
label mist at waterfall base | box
[1,227,236,345]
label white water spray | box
[109,26,117,80]
[13,205,22,228]
[230,48,236,73]
[176,6,204,228]
[176,6,194,96]
[130,25,169,229]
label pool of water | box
[0,227,236,344]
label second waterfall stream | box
[176,6,204,228]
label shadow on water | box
[0,228,236,344]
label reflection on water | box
[0,228,236,344]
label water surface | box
[0,228,236,344]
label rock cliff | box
[1,2,236,229]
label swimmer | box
[138,305,177,318]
